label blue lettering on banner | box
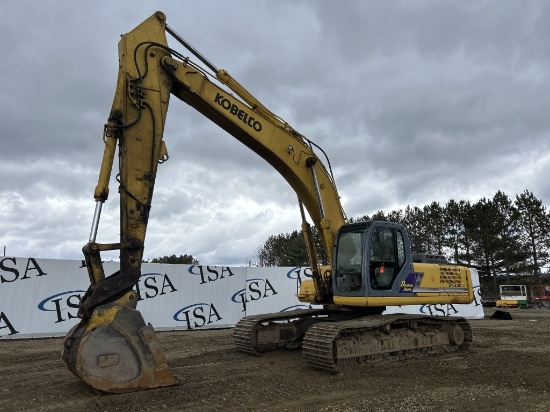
[188,265,235,285]
[473,285,482,306]
[0,312,19,336]
[286,267,313,280]
[231,278,278,312]
[420,303,459,317]
[135,273,177,301]
[38,290,85,324]
[173,303,222,330]
[280,304,311,312]
[0,257,47,283]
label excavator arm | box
[63,11,346,393]
[62,13,177,393]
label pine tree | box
[515,190,550,280]
[149,254,200,265]
[443,199,468,264]
[423,201,445,255]
[402,206,427,253]
[492,191,526,281]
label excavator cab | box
[329,219,474,309]
[334,221,409,296]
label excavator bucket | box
[62,292,178,393]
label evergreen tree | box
[150,254,200,265]
[279,230,310,266]
[254,235,283,266]
[386,209,404,224]
[443,199,468,264]
[254,228,326,267]
[423,201,446,255]
[492,191,526,281]
[402,206,427,253]
[465,197,512,290]
[515,190,550,280]
[370,210,388,221]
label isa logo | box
[286,267,313,280]
[173,303,222,330]
[0,257,47,283]
[188,265,235,285]
[135,272,177,301]
[420,303,459,317]
[231,278,278,312]
[37,290,85,323]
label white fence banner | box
[138,263,247,330]
[0,257,484,339]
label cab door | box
[333,229,365,295]
[332,221,412,298]
[367,223,408,292]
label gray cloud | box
[1,1,549,265]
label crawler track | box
[233,309,328,355]
[234,311,473,373]
[303,314,473,373]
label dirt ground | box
[1,307,549,412]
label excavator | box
[62,11,475,393]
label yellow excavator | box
[62,12,475,393]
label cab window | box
[335,231,364,292]
[396,230,406,268]
[336,231,363,273]
[370,227,402,290]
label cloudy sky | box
[1,1,549,266]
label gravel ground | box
[1,307,549,412]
